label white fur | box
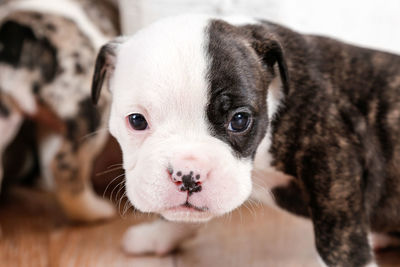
[0,66,38,114]
[38,134,62,190]
[317,255,329,267]
[251,68,293,207]
[251,131,293,207]
[123,219,199,255]
[370,232,400,250]
[267,73,285,121]
[109,15,253,221]
[8,0,108,49]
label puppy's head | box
[92,15,288,222]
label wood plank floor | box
[1,186,400,267]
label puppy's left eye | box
[128,113,148,130]
[228,112,251,132]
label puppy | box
[91,15,400,266]
[0,0,119,221]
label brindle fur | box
[207,20,400,266]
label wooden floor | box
[0,187,400,267]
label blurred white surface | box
[119,0,400,54]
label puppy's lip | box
[182,201,208,212]
[161,202,213,222]
[167,201,208,212]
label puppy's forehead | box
[112,15,212,121]
[112,15,258,115]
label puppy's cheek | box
[190,162,253,214]
[124,171,187,212]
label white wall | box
[119,0,400,54]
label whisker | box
[109,176,125,202]
[95,166,123,176]
[102,173,125,199]
[107,163,123,169]
[238,206,243,225]
[124,200,135,218]
[112,179,126,203]
[118,191,127,217]
[79,128,109,142]
[122,199,132,217]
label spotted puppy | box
[0,0,119,221]
[92,15,400,266]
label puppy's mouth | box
[168,201,208,212]
[161,201,212,222]
[181,201,208,212]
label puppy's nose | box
[175,170,202,194]
[168,155,209,195]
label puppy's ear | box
[91,37,125,105]
[252,39,290,94]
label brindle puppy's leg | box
[123,219,200,255]
[300,148,376,267]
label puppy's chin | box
[160,207,214,222]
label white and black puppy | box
[92,15,400,266]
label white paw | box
[370,232,400,251]
[122,220,198,256]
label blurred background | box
[0,0,399,266]
[118,0,400,53]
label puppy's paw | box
[122,220,198,256]
[80,195,116,221]
[371,232,400,251]
[60,190,116,222]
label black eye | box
[228,112,251,132]
[128,113,148,130]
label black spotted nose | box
[171,170,202,195]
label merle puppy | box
[0,0,119,222]
[91,15,400,266]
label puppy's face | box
[92,15,288,222]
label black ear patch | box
[252,39,290,95]
[91,38,125,104]
[91,44,116,104]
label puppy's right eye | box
[127,113,148,130]
[228,112,251,133]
